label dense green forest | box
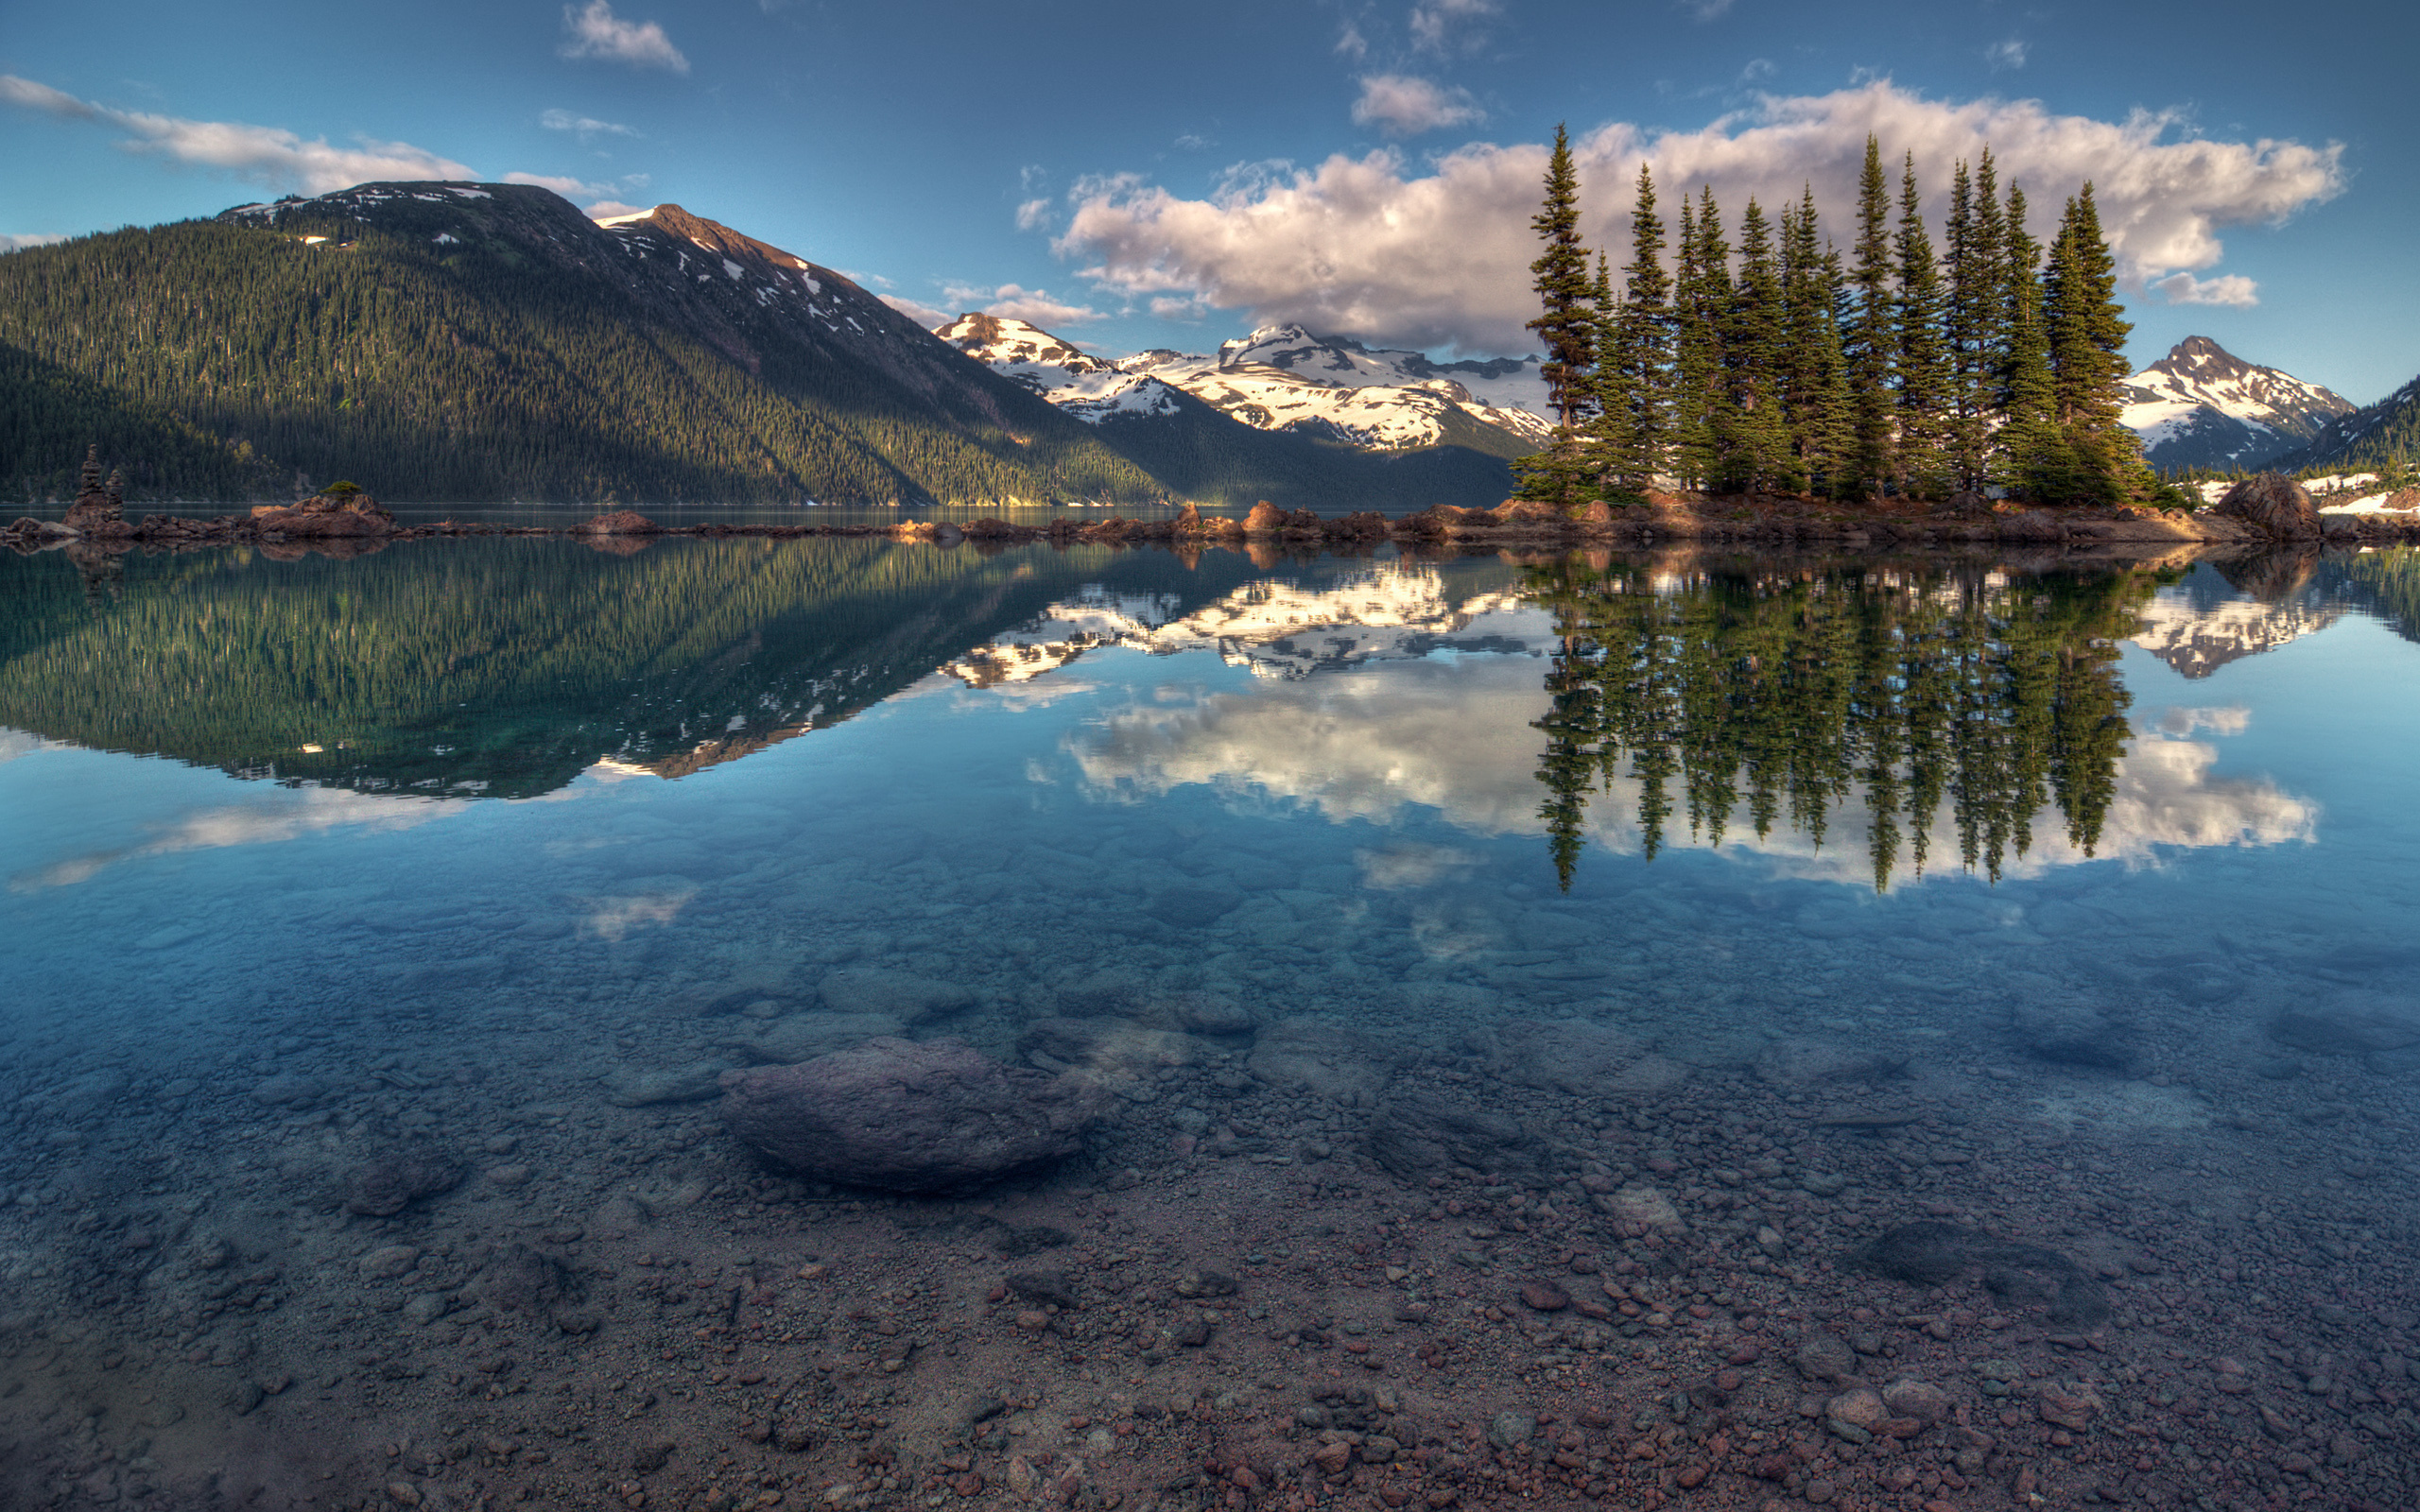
[0,182,1518,509]
[0,185,1159,506]
[1515,132,2172,510]
[1519,559,2153,890]
[0,536,1280,794]
[2281,377,2420,483]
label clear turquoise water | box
[3,537,2417,1507]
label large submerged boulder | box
[2212,472,2320,540]
[718,1037,1105,1192]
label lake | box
[3,534,2417,1512]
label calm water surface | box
[3,537,2417,1512]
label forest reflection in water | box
[1520,558,2145,892]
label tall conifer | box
[1513,124,1598,502]
[1893,154,1952,500]
[1724,197,1790,493]
[1593,163,1673,490]
[1844,136,1895,499]
[2042,185,2141,504]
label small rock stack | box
[60,446,130,537]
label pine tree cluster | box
[1513,131,2166,509]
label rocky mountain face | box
[939,316,1550,457]
[2120,336,2353,471]
[2275,371,2420,478]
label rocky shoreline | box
[12,473,2417,559]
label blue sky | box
[4,0,2414,400]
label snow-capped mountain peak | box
[2121,335,2353,471]
[939,314,1553,453]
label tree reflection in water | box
[1520,558,2154,891]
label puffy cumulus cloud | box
[1059,81,2342,355]
[1,74,475,196]
[878,292,952,327]
[0,232,70,253]
[1351,74,1485,137]
[2154,270,2260,306]
[1409,0,1500,55]
[540,108,639,140]
[942,281,1104,327]
[560,0,690,73]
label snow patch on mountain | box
[937,314,1550,450]
[2120,335,2352,470]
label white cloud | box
[1738,58,1776,83]
[1986,39,2029,71]
[1,74,475,196]
[506,170,614,198]
[1409,0,1500,55]
[10,787,469,892]
[1336,20,1370,59]
[0,232,69,252]
[1174,132,1215,151]
[2153,270,2260,307]
[879,292,953,327]
[584,199,652,220]
[540,107,639,140]
[1059,81,2342,354]
[1014,197,1052,232]
[560,1,690,73]
[1686,0,1737,19]
[943,281,1103,328]
[1352,74,1485,137]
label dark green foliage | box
[0,198,1156,505]
[1778,189,1851,495]
[2041,186,2146,505]
[1520,558,2149,890]
[1669,190,1731,491]
[1592,163,1674,491]
[1512,125,1599,504]
[2281,376,2420,478]
[1844,136,1897,500]
[0,339,285,502]
[1893,155,1952,500]
[1720,198,1791,492]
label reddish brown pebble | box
[1714,1369,1742,1392]
[1675,1465,1707,1489]
[1726,1342,1761,1365]
[985,1284,1009,1304]
[1520,1281,1571,1312]
[953,1473,984,1496]
[1426,1492,1460,1509]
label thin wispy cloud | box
[560,1,691,74]
[540,108,640,141]
[1686,0,1737,20]
[879,293,952,327]
[0,75,475,195]
[0,232,70,252]
[1987,39,2029,71]
[1352,74,1485,136]
[1014,197,1053,232]
[1060,81,2342,354]
[1409,0,1500,55]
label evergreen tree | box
[2042,185,2143,505]
[1669,191,1730,490]
[1512,124,1599,503]
[1996,185,2076,499]
[1893,154,1953,499]
[1591,163,1674,490]
[1945,151,2008,493]
[1778,189,1850,495]
[1723,197,1791,493]
[1843,136,1897,499]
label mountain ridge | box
[2120,335,2352,472]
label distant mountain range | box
[2274,371,2420,477]
[938,314,1551,457]
[0,184,1519,508]
[2119,336,2354,472]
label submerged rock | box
[341,1146,466,1217]
[1365,1092,1535,1178]
[816,968,976,1024]
[1850,1220,2111,1328]
[718,1037,1104,1192]
[601,1060,729,1107]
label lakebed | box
[3,536,2418,1512]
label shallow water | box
[3,537,2418,1512]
